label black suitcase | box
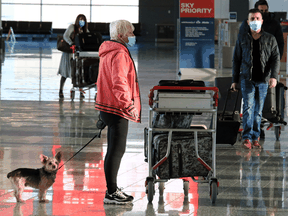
[214,77,242,114]
[275,82,287,124]
[71,58,99,87]
[75,32,103,51]
[216,89,241,145]
[262,86,278,122]
[158,79,205,93]
[153,132,212,179]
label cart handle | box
[148,86,219,108]
[70,45,76,53]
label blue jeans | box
[241,79,268,141]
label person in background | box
[95,20,141,204]
[231,9,280,149]
[238,0,284,59]
[57,14,89,99]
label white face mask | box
[120,36,136,47]
[249,20,262,32]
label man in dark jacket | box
[238,0,284,59]
[231,9,280,149]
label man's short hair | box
[109,20,134,40]
[254,0,269,9]
[248,8,263,19]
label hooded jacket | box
[95,40,141,123]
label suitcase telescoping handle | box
[221,88,240,120]
[148,86,219,108]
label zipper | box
[250,33,253,81]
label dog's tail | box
[7,169,19,179]
[7,171,13,179]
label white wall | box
[215,0,230,19]
[250,0,288,19]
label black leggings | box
[100,111,129,194]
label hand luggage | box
[262,86,278,123]
[57,35,72,53]
[158,79,205,93]
[275,82,287,124]
[156,79,206,114]
[216,89,241,145]
[71,58,99,87]
[153,132,212,179]
[214,77,242,114]
[75,32,103,51]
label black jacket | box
[232,30,280,84]
[238,14,284,59]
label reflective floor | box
[0,41,288,215]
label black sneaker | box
[117,187,134,201]
[104,189,132,205]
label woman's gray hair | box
[110,20,135,40]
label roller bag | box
[71,58,99,87]
[214,77,242,115]
[75,32,103,51]
[262,86,278,123]
[276,82,287,124]
[153,132,212,179]
[216,89,241,145]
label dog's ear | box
[40,154,48,164]
[55,151,62,162]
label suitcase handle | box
[221,88,240,120]
[149,86,219,108]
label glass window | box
[3,0,40,3]
[2,4,40,21]
[42,0,90,5]
[42,5,90,29]
[92,0,138,6]
[91,6,138,23]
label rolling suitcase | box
[262,86,278,123]
[216,89,241,145]
[214,77,242,114]
[275,82,287,124]
[75,32,103,51]
[71,58,99,87]
[153,132,212,179]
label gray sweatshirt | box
[63,24,89,45]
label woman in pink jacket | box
[95,20,141,204]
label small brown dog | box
[7,152,62,203]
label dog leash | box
[58,117,106,170]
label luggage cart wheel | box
[159,182,165,197]
[183,180,189,197]
[210,179,218,204]
[274,126,281,141]
[70,90,75,101]
[146,177,155,203]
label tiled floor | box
[0,41,288,215]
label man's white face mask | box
[249,20,262,32]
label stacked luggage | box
[70,32,103,100]
[145,79,219,204]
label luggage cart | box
[145,85,219,204]
[70,45,99,101]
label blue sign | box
[180,18,215,69]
